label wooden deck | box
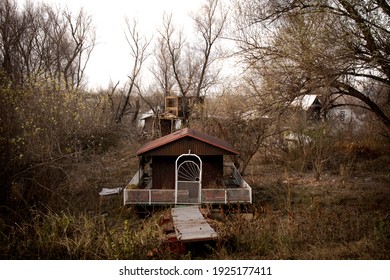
[171,206,218,242]
[123,162,252,205]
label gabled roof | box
[291,94,321,111]
[136,128,239,156]
[139,106,161,120]
[139,110,155,120]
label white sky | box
[37,0,206,89]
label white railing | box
[123,189,176,205]
[123,162,252,205]
[201,183,252,204]
[124,186,251,205]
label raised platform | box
[123,163,252,205]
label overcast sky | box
[37,0,205,89]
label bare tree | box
[0,0,97,207]
[153,0,228,125]
[113,18,151,124]
[194,84,278,175]
[61,7,95,91]
[151,18,176,98]
[234,0,390,130]
[157,13,192,98]
[0,0,31,86]
[192,0,227,99]
[0,0,95,91]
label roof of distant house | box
[291,94,320,111]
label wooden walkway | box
[171,206,218,242]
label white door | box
[175,153,202,204]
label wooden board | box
[171,206,218,242]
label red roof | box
[136,128,239,156]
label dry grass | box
[0,207,169,259]
[212,153,390,260]
[1,132,389,260]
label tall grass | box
[0,208,169,259]
[212,203,389,259]
[1,168,389,260]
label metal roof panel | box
[136,128,239,156]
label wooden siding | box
[152,156,175,189]
[142,137,235,156]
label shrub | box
[1,83,120,210]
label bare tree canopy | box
[151,0,227,126]
[234,0,390,129]
[0,0,95,91]
[111,18,151,124]
[0,0,97,206]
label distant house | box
[138,106,165,137]
[325,95,364,131]
[123,128,252,205]
[279,94,322,147]
[287,93,364,133]
[327,106,362,123]
[290,94,322,122]
[138,109,156,134]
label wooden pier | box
[171,206,218,242]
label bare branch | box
[114,18,151,123]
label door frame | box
[175,152,202,204]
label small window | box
[339,111,345,121]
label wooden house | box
[290,94,322,122]
[138,109,156,135]
[123,128,252,205]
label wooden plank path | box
[171,206,218,242]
